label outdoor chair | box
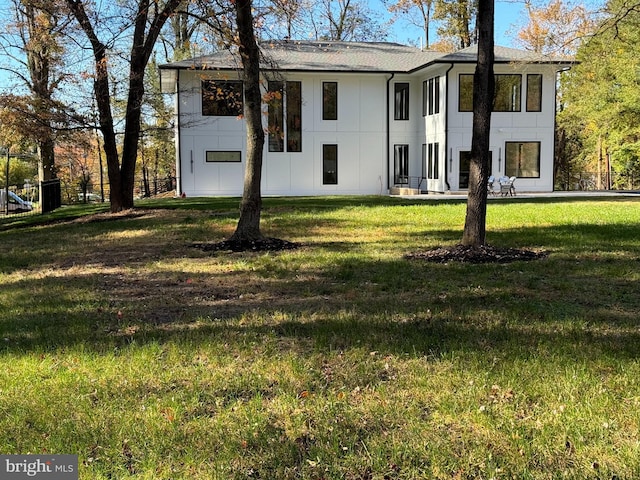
[487,175,496,195]
[500,176,516,196]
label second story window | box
[526,74,542,112]
[267,81,302,152]
[202,80,243,117]
[323,82,338,120]
[394,83,410,120]
[459,74,522,112]
[423,77,440,116]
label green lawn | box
[1,195,639,479]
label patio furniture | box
[499,176,516,196]
[487,176,497,195]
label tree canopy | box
[560,0,640,187]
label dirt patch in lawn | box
[193,237,301,252]
[405,244,548,264]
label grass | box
[1,195,640,479]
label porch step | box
[390,186,422,195]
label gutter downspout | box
[175,70,183,196]
[444,63,454,191]
[386,73,395,191]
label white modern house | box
[159,41,572,197]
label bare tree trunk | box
[461,0,494,246]
[229,0,265,243]
[66,0,182,213]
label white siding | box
[172,59,562,197]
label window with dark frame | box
[428,77,440,115]
[286,81,302,152]
[526,74,542,112]
[494,75,521,112]
[505,141,540,178]
[423,78,440,116]
[206,151,242,162]
[394,144,409,184]
[428,142,439,179]
[202,80,243,117]
[323,82,338,120]
[394,83,410,120]
[459,74,522,112]
[267,81,303,152]
[267,81,284,152]
[322,144,338,184]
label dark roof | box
[159,40,574,74]
[435,44,574,65]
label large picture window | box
[459,74,522,112]
[202,80,243,117]
[394,144,409,184]
[323,144,338,184]
[394,83,410,120]
[323,82,338,120]
[526,74,542,112]
[505,141,540,178]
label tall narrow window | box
[526,74,542,112]
[505,142,540,177]
[286,81,302,152]
[202,80,243,116]
[459,74,474,112]
[323,82,338,120]
[422,81,428,117]
[428,142,439,179]
[267,81,284,152]
[394,83,410,120]
[394,144,409,184]
[323,144,338,184]
[426,77,440,115]
[422,144,427,178]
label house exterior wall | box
[172,60,561,197]
[445,63,559,192]
[176,70,390,197]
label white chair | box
[487,176,496,196]
[500,176,516,196]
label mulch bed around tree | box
[193,237,301,252]
[405,244,548,264]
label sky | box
[385,0,526,48]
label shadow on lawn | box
[2,235,639,362]
[1,204,639,360]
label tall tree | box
[386,0,434,48]
[64,0,183,212]
[560,0,640,189]
[227,0,266,243]
[266,0,307,39]
[461,0,493,246]
[311,0,389,41]
[516,0,594,55]
[0,0,70,182]
[434,0,477,49]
